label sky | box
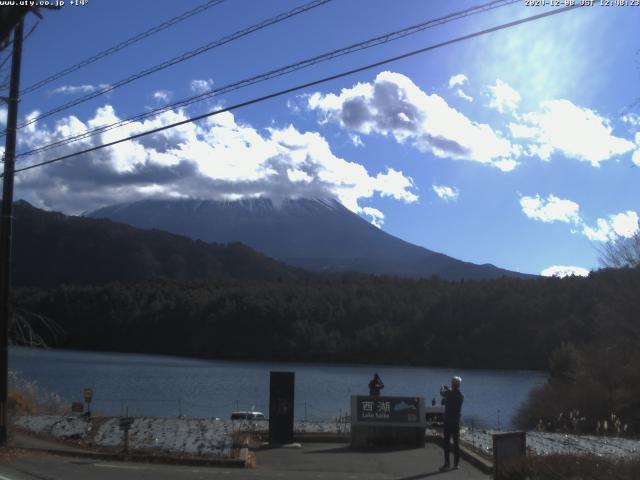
[2,0,639,276]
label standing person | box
[368,373,384,396]
[439,376,464,471]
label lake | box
[9,347,546,429]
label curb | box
[293,433,350,443]
[13,445,249,468]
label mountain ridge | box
[89,197,532,280]
[11,200,302,287]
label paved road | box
[0,443,490,479]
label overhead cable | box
[17,0,519,159]
[10,5,580,176]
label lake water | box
[9,347,546,429]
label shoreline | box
[9,345,549,374]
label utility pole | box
[0,19,24,447]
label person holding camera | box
[439,376,464,471]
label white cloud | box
[520,193,638,243]
[520,194,580,224]
[190,78,214,94]
[448,74,472,102]
[51,84,110,95]
[448,74,468,89]
[432,184,459,202]
[454,89,473,102]
[362,206,385,228]
[14,104,418,218]
[621,113,640,126]
[349,133,364,147]
[582,211,639,242]
[487,79,521,113]
[541,265,589,278]
[153,90,172,103]
[511,100,635,166]
[308,71,518,172]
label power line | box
[7,0,334,135]
[16,0,520,160]
[9,4,580,177]
[0,21,40,91]
[19,0,227,96]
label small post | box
[124,426,129,453]
[119,410,133,454]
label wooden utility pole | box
[0,19,23,447]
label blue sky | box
[4,0,639,276]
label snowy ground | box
[13,416,350,456]
[460,428,640,458]
[16,416,639,458]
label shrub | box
[501,453,640,480]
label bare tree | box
[599,231,640,268]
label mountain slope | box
[11,201,300,287]
[89,198,531,280]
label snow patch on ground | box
[14,416,349,456]
[15,415,90,439]
[461,428,640,458]
[94,418,233,455]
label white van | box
[230,411,266,420]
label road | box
[0,442,490,479]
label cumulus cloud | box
[520,194,638,243]
[520,194,580,224]
[621,113,640,126]
[14,104,418,219]
[432,184,459,202]
[190,78,214,94]
[454,89,473,102]
[51,84,110,95]
[541,265,589,278]
[362,206,384,228]
[487,79,520,113]
[308,71,518,171]
[510,100,635,166]
[349,133,364,147]
[582,211,639,242]
[448,74,468,88]
[447,74,473,102]
[153,90,172,103]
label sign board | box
[351,396,426,427]
[269,371,294,444]
[83,388,93,403]
[71,402,84,413]
[119,417,134,430]
[493,431,526,480]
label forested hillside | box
[11,201,301,286]
[12,266,639,371]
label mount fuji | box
[88,197,531,280]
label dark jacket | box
[369,377,384,396]
[441,388,464,426]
